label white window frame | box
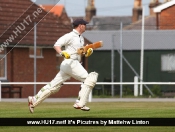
[0,48,7,80]
[29,47,44,58]
[161,53,175,72]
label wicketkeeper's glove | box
[85,48,93,57]
[60,51,70,59]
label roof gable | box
[154,0,175,13]
[0,0,72,47]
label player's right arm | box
[54,46,62,54]
[54,46,70,59]
[54,34,70,59]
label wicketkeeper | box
[28,19,98,113]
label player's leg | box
[28,70,70,113]
[73,72,98,110]
[61,59,98,111]
[60,59,92,111]
[60,59,88,81]
[75,86,91,111]
[75,97,90,111]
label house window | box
[29,47,43,58]
[0,49,7,79]
[161,54,175,72]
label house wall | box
[5,47,80,98]
[159,5,175,29]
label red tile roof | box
[41,5,64,17]
[40,4,72,27]
[0,0,72,47]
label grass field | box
[0,101,175,132]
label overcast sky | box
[32,0,165,16]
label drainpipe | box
[156,13,159,30]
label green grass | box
[0,102,175,132]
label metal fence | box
[1,81,175,101]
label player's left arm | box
[77,45,93,57]
[85,47,93,57]
[79,41,103,57]
[80,36,93,57]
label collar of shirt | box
[73,29,81,36]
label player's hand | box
[77,47,85,55]
[85,48,93,57]
[60,51,70,59]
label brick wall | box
[6,47,80,98]
[159,5,175,29]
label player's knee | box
[78,72,88,82]
[84,72,98,88]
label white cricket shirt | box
[54,29,85,61]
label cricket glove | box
[60,51,70,59]
[85,48,93,57]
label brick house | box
[154,0,175,29]
[0,0,91,98]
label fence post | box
[134,76,138,96]
[0,81,1,102]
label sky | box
[32,0,165,17]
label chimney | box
[132,0,142,23]
[85,0,96,22]
[149,0,161,16]
[163,0,171,3]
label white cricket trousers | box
[33,59,89,107]
[46,59,88,89]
